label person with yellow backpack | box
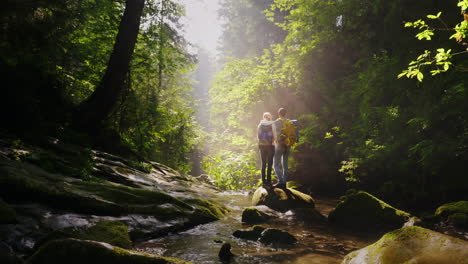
[272,108,298,189]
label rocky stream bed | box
[1,137,467,264]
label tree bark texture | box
[75,0,146,131]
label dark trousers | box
[259,145,274,183]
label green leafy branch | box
[398,49,453,82]
[399,1,468,82]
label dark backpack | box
[259,124,273,145]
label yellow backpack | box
[278,118,297,147]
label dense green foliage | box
[208,0,468,206]
[2,0,467,206]
[400,0,468,81]
[0,0,198,172]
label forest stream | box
[137,192,377,264]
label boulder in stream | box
[435,201,468,229]
[27,238,191,264]
[252,186,315,212]
[233,226,297,246]
[233,225,265,241]
[258,228,297,246]
[328,190,411,231]
[218,242,235,263]
[241,207,272,224]
[342,226,468,264]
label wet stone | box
[218,242,234,263]
[241,207,272,224]
[252,186,315,212]
[258,228,297,246]
[233,226,265,241]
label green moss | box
[343,226,468,264]
[0,198,16,224]
[127,160,153,173]
[1,160,196,219]
[70,181,196,220]
[0,159,227,230]
[435,201,468,217]
[183,198,229,219]
[328,191,411,230]
[27,238,191,264]
[73,181,191,209]
[42,221,132,249]
[0,163,123,216]
[241,207,271,224]
[77,221,132,249]
[22,148,94,180]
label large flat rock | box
[27,238,191,264]
[252,186,315,212]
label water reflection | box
[137,191,377,264]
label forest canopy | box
[1,0,467,209]
[203,0,468,209]
[1,0,198,172]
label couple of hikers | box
[257,108,297,189]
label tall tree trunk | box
[157,0,165,91]
[74,0,146,131]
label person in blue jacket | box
[257,112,275,187]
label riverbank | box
[0,136,228,263]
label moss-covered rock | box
[41,221,132,249]
[0,198,16,224]
[0,160,227,223]
[27,238,191,264]
[0,142,230,254]
[436,201,468,217]
[182,198,230,220]
[241,207,272,224]
[435,201,468,228]
[342,226,468,264]
[252,186,315,212]
[328,190,411,231]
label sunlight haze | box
[182,0,222,53]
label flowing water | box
[137,191,379,264]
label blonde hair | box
[263,112,272,120]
